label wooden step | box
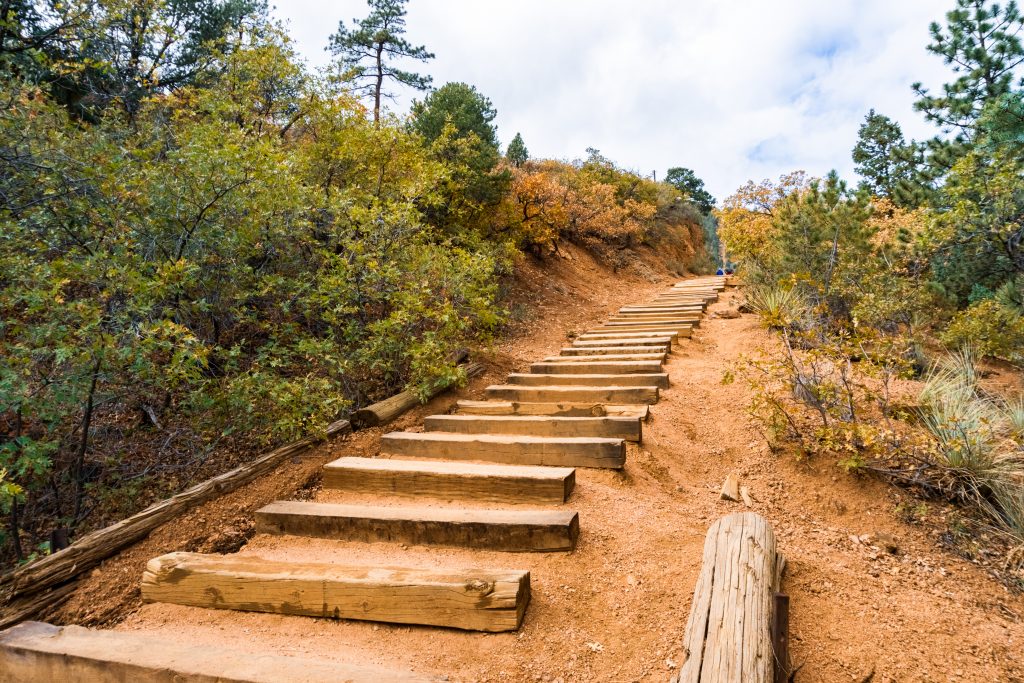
[256,501,579,552]
[381,430,627,468]
[142,552,530,632]
[610,311,700,319]
[593,323,695,332]
[621,305,704,312]
[578,331,678,339]
[590,327,695,336]
[455,400,650,420]
[485,384,658,406]
[581,329,692,339]
[603,319,698,327]
[425,413,642,441]
[0,621,437,683]
[531,360,664,374]
[571,337,671,348]
[506,373,668,389]
[637,307,704,313]
[673,283,723,290]
[609,314,701,321]
[601,322,697,331]
[322,456,575,504]
[549,351,667,361]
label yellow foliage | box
[716,171,809,267]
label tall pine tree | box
[913,0,1024,139]
[329,0,433,123]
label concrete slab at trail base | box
[0,621,439,682]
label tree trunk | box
[72,357,102,525]
[373,42,384,125]
[8,502,23,563]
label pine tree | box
[913,0,1024,138]
[506,132,528,167]
[329,0,433,123]
[665,167,716,214]
[850,109,931,206]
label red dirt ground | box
[52,245,1024,681]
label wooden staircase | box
[2,277,727,680]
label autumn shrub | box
[501,156,665,252]
[941,299,1024,365]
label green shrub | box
[941,299,1024,364]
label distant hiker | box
[716,267,725,275]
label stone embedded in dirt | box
[720,472,740,502]
[873,532,901,555]
[718,309,741,319]
[740,486,754,507]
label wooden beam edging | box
[0,418,352,629]
[672,512,787,683]
[352,361,485,429]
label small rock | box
[873,532,900,555]
[740,486,754,507]
[586,642,604,652]
[720,472,740,502]
[719,309,741,319]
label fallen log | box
[674,512,785,683]
[353,362,485,429]
[0,418,352,628]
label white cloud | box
[271,0,953,200]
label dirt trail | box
[53,255,1024,681]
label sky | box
[270,1,954,201]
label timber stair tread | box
[454,400,650,419]
[484,384,660,405]
[530,360,665,372]
[505,372,669,388]
[570,337,672,348]
[255,500,580,552]
[141,552,531,632]
[381,430,628,468]
[553,349,668,358]
[322,456,576,504]
[424,413,642,440]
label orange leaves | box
[504,160,658,249]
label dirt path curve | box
[64,278,1024,681]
